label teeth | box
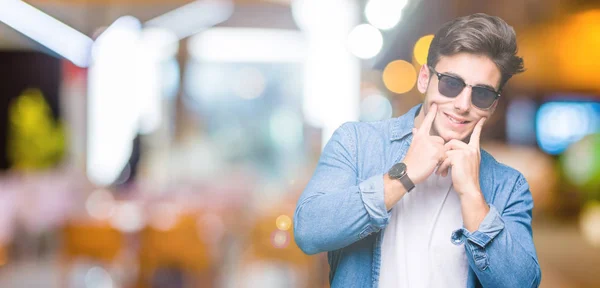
[447,115,466,124]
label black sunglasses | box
[428,66,500,109]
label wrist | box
[460,192,490,232]
[401,159,419,185]
[459,187,485,205]
[384,173,408,210]
[457,184,481,197]
[406,170,418,185]
[387,174,408,195]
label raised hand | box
[437,117,486,196]
[402,104,447,185]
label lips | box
[444,112,470,124]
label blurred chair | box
[0,243,7,268]
[240,205,329,288]
[60,220,125,287]
[137,213,214,288]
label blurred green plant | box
[7,88,66,170]
[560,133,600,201]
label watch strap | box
[399,172,415,192]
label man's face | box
[417,53,501,143]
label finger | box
[437,150,458,176]
[430,136,445,145]
[445,139,469,150]
[437,144,448,162]
[442,165,450,177]
[437,156,452,176]
[420,103,438,135]
[435,148,450,174]
[469,117,486,147]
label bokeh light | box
[269,108,303,150]
[580,201,600,248]
[275,215,292,231]
[413,34,434,66]
[85,189,116,220]
[291,0,356,34]
[364,0,407,30]
[149,202,180,231]
[561,133,600,198]
[271,230,290,248]
[188,28,306,63]
[232,66,266,100]
[382,60,416,94]
[347,24,383,59]
[556,10,600,91]
[536,102,600,155]
[197,213,225,244]
[110,201,144,233]
[360,94,393,122]
[84,266,114,288]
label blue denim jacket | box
[294,104,541,288]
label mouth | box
[444,112,471,125]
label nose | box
[453,86,471,113]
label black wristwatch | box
[388,162,415,192]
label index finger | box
[419,103,438,135]
[469,117,486,147]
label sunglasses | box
[428,66,500,109]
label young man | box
[294,13,541,288]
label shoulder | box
[336,118,399,142]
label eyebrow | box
[442,71,499,92]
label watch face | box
[389,163,407,179]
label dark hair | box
[427,13,524,89]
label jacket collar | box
[390,103,422,141]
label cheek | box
[473,111,493,124]
[425,87,455,105]
[424,94,447,108]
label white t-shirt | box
[379,171,469,288]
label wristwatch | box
[388,162,415,192]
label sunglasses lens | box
[438,75,464,98]
[433,67,498,109]
[471,87,497,109]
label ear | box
[417,65,431,94]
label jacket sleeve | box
[294,123,390,255]
[451,174,542,287]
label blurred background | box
[0,0,599,287]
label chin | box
[438,129,468,143]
